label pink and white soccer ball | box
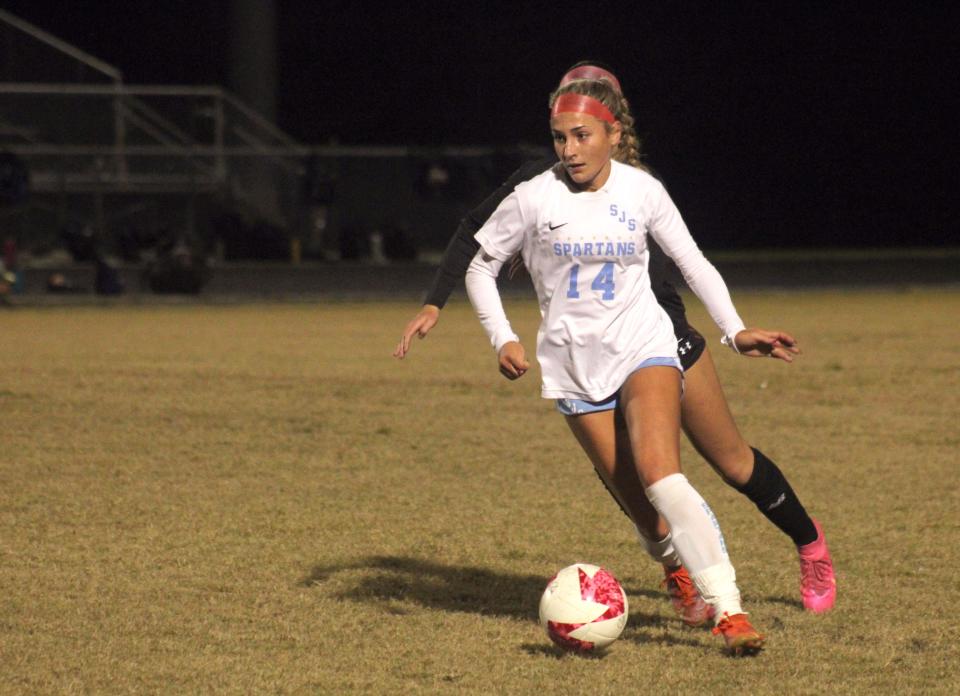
[538,563,628,652]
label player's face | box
[550,112,621,191]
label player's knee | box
[635,457,680,488]
[708,444,754,488]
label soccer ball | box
[539,563,628,652]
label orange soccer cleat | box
[712,612,765,656]
[663,565,715,628]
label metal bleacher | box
[0,8,305,258]
[0,9,550,276]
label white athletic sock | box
[637,529,681,568]
[645,473,744,619]
[636,528,682,568]
[692,562,743,619]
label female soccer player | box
[464,76,778,654]
[394,64,835,620]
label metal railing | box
[1,9,306,253]
[0,83,307,251]
[0,9,550,264]
[0,7,120,84]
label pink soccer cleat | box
[798,518,836,613]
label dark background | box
[2,1,957,249]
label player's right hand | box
[498,341,530,380]
[393,305,441,359]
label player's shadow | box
[760,593,803,610]
[300,555,543,621]
[301,555,704,650]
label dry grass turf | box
[1,288,958,694]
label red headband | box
[551,92,617,125]
[559,65,623,95]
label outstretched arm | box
[393,158,553,359]
[646,196,743,343]
[647,182,800,363]
[393,220,479,359]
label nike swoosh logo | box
[548,222,568,230]
[766,493,787,510]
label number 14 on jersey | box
[567,262,615,300]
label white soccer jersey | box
[468,160,745,402]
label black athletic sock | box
[735,448,818,547]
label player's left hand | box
[733,328,800,363]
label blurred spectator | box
[338,224,370,261]
[116,225,160,264]
[0,152,29,207]
[95,258,124,295]
[146,234,209,294]
[2,237,22,293]
[0,266,14,304]
[381,224,418,261]
[61,222,98,263]
[46,273,84,294]
[58,221,124,295]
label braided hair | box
[549,78,647,172]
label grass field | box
[2,288,958,694]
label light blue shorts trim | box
[555,356,682,416]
